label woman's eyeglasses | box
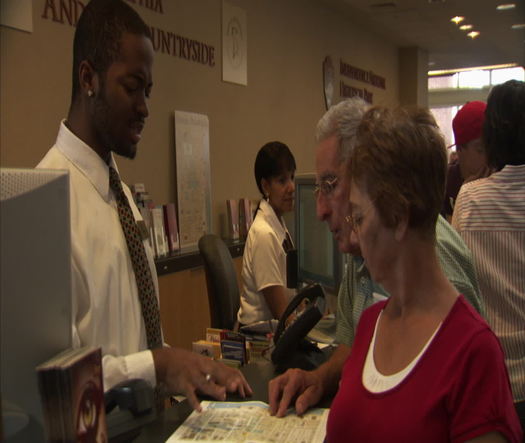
[345,201,375,233]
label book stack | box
[192,340,221,359]
[131,183,181,259]
[226,199,240,241]
[193,327,273,365]
[132,183,157,254]
[163,203,180,253]
[132,183,154,210]
[151,206,169,257]
[36,346,107,442]
[219,330,247,366]
[246,338,272,362]
[226,198,257,241]
[238,198,255,239]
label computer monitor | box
[293,174,342,295]
[1,168,72,442]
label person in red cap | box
[441,101,491,221]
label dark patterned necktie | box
[109,166,162,349]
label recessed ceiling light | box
[511,23,525,30]
[497,3,516,10]
[460,24,473,31]
[451,16,464,25]
[467,31,480,39]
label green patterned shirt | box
[335,215,483,346]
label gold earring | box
[87,90,94,97]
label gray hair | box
[315,97,370,162]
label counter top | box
[135,356,334,442]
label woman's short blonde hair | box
[349,106,447,238]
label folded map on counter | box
[166,400,328,443]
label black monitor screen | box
[295,176,341,293]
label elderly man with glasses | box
[269,98,482,418]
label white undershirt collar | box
[362,310,442,393]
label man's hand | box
[268,344,351,418]
[268,368,325,417]
[152,347,253,411]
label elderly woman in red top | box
[325,106,522,442]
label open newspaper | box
[166,401,328,443]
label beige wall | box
[1,0,400,235]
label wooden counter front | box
[155,242,244,350]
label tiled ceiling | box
[320,0,525,71]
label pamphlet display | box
[36,346,107,442]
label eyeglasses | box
[314,176,338,197]
[345,201,375,233]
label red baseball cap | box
[452,101,487,146]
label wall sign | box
[40,0,216,68]
[222,1,247,86]
[339,59,386,104]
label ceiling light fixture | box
[496,3,516,10]
[450,16,464,25]
[511,23,525,30]
[460,24,473,31]
[467,31,480,39]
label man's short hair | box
[315,98,370,162]
[350,106,447,238]
[483,79,525,170]
[72,0,151,101]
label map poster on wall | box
[222,1,247,85]
[174,111,212,249]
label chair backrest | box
[198,234,240,330]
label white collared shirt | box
[237,199,295,325]
[37,121,158,391]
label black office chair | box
[198,234,240,331]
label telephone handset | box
[271,284,326,366]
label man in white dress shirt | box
[37,0,250,412]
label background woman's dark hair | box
[72,0,151,102]
[483,79,525,170]
[254,141,296,196]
